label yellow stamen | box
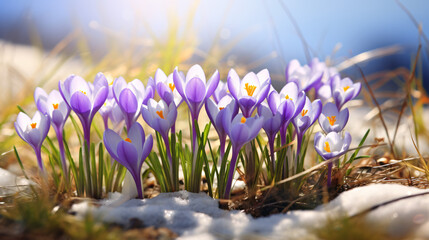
[301,109,308,117]
[244,83,257,97]
[80,90,87,95]
[169,83,175,92]
[343,86,350,91]
[156,110,164,119]
[53,103,59,110]
[241,117,246,123]
[324,142,331,152]
[327,116,336,126]
[285,95,293,101]
[125,138,132,143]
[219,107,225,110]
[30,123,37,129]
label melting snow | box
[71,184,429,239]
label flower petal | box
[205,70,220,99]
[70,92,91,115]
[119,88,138,114]
[227,69,240,99]
[186,64,206,84]
[173,68,186,99]
[103,129,122,160]
[185,77,206,103]
[116,141,139,172]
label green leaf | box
[13,146,29,180]
[346,129,370,165]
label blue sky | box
[1,0,428,86]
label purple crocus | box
[155,69,183,107]
[310,58,339,103]
[99,98,124,131]
[257,103,282,172]
[222,109,264,198]
[14,111,50,174]
[292,96,322,172]
[173,64,220,161]
[318,102,349,133]
[285,59,323,92]
[331,75,361,110]
[212,81,230,104]
[113,77,155,130]
[205,95,238,165]
[59,73,109,146]
[267,82,306,145]
[314,131,351,186]
[104,122,153,199]
[141,99,177,170]
[34,88,71,180]
[227,68,271,118]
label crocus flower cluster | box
[14,58,362,199]
[313,72,361,186]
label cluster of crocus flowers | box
[314,73,361,186]
[14,58,362,200]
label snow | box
[71,184,429,239]
[0,168,33,197]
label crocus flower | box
[318,102,349,133]
[113,77,155,130]
[14,111,50,174]
[257,103,282,171]
[331,75,361,110]
[205,95,238,165]
[34,88,70,180]
[314,131,351,186]
[212,80,230,104]
[222,109,264,198]
[292,96,322,172]
[227,68,271,118]
[99,74,124,130]
[173,64,220,163]
[59,73,109,146]
[141,99,177,169]
[267,82,306,145]
[155,69,183,107]
[99,98,124,131]
[310,58,339,103]
[285,59,323,92]
[104,122,153,199]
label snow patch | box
[72,184,429,239]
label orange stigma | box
[80,90,87,95]
[30,123,37,129]
[169,83,175,92]
[125,138,132,143]
[327,116,336,126]
[343,86,350,91]
[156,110,164,119]
[219,107,225,110]
[244,83,257,97]
[301,109,308,117]
[53,103,59,110]
[285,95,292,101]
[241,117,246,123]
[324,142,331,152]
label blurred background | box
[1,0,429,168]
[1,0,428,83]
